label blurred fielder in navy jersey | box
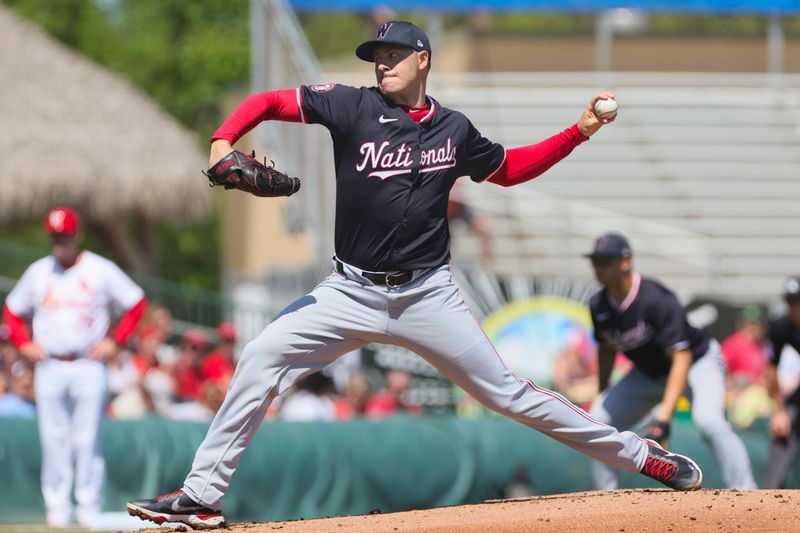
[763,276,800,488]
[586,232,756,490]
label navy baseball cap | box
[356,21,432,63]
[784,276,800,301]
[584,232,632,258]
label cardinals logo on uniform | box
[48,210,67,233]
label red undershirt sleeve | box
[487,123,589,187]
[3,303,32,349]
[211,89,303,144]
[111,297,147,346]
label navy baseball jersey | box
[767,315,800,367]
[590,273,711,378]
[768,316,800,405]
[299,84,505,272]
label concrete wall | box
[468,35,800,73]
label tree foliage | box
[4,0,250,138]
[298,12,367,61]
[1,0,253,289]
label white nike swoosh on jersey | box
[368,169,412,180]
[379,115,398,123]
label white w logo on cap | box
[377,22,393,40]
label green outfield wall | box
[0,416,788,523]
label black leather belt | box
[52,353,78,362]
[335,259,414,287]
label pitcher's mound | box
[137,489,800,533]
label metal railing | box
[0,239,232,329]
[250,0,334,264]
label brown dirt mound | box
[136,489,800,533]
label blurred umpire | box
[763,276,800,488]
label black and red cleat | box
[640,439,703,491]
[127,489,226,529]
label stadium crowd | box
[0,299,795,427]
[0,305,423,423]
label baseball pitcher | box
[128,21,702,529]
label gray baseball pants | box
[183,262,649,509]
[762,403,800,489]
[589,340,757,489]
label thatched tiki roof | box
[0,5,210,273]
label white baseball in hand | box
[594,98,618,118]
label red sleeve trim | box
[211,89,303,144]
[475,149,508,183]
[111,297,147,346]
[487,123,589,187]
[296,87,307,124]
[3,303,31,349]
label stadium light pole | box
[767,14,784,86]
[594,10,613,72]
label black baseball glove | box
[642,420,671,447]
[203,150,301,197]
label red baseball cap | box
[44,207,80,234]
[217,321,238,342]
[182,328,209,350]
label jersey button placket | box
[387,124,421,275]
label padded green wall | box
[0,416,781,523]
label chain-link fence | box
[0,239,231,331]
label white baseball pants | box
[34,358,107,526]
[183,262,649,509]
[589,340,757,489]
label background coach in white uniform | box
[2,207,147,528]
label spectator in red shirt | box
[0,324,18,377]
[721,305,772,429]
[333,373,373,420]
[172,329,209,401]
[110,326,174,419]
[722,306,769,386]
[365,369,423,418]
[552,330,598,410]
[201,322,238,384]
[131,326,162,375]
